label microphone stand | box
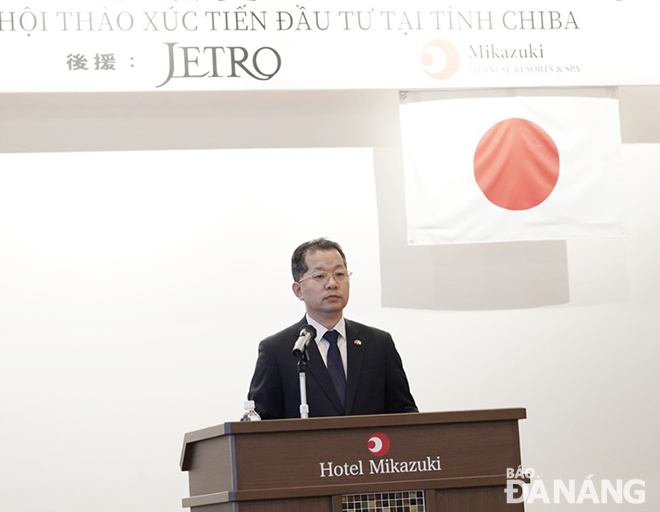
[296,348,310,419]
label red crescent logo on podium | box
[367,433,391,457]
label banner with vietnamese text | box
[0,0,659,92]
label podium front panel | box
[181,409,526,512]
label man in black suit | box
[248,238,418,419]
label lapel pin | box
[353,339,362,346]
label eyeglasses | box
[298,270,352,285]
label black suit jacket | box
[248,317,418,419]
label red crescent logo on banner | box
[421,40,460,80]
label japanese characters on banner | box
[0,0,658,92]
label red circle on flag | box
[473,118,560,211]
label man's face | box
[292,249,350,322]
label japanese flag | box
[399,88,627,245]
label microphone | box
[292,325,317,358]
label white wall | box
[0,88,658,512]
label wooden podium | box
[180,408,526,512]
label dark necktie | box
[323,330,346,407]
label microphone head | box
[299,324,317,338]
[292,324,317,357]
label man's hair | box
[291,238,348,282]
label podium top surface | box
[180,408,526,471]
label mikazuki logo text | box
[319,432,442,478]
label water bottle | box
[240,400,261,421]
